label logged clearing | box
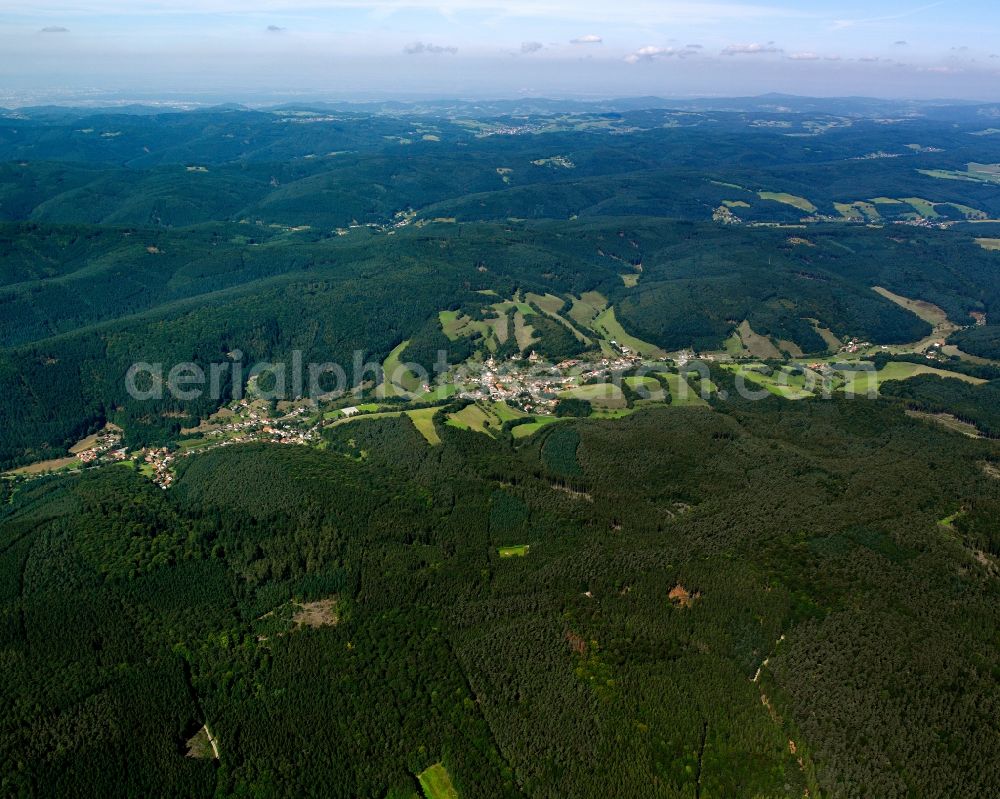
[977,238,1000,251]
[498,545,529,558]
[417,763,459,799]
[292,598,339,629]
[668,584,701,608]
[905,410,981,439]
[185,725,219,760]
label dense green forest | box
[2,399,998,797]
[2,101,1000,797]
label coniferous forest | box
[1,99,1000,797]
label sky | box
[2,1,1000,104]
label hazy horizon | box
[3,1,1000,105]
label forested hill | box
[2,396,1000,797]
[1,101,1000,797]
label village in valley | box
[3,284,993,490]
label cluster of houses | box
[480,124,535,137]
[76,428,127,466]
[462,352,647,413]
[839,338,873,355]
[200,401,319,449]
[143,447,175,489]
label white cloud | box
[404,41,458,55]
[570,34,603,44]
[721,42,782,56]
[788,52,820,61]
[625,46,665,63]
[520,41,544,54]
[624,44,700,63]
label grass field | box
[977,238,1000,251]
[656,373,709,407]
[498,545,530,558]
[724,364,814,400]
[330,410,404,427]
[526,292,591,343]
[513,311,537,352]
[625,376,666,401]
[840,362,986,395]
[592,306,665,358]
[492,401,529,422]
[525,292,565,315]
[568,291,608,329]
[439,310,464,340]
[511,417,565,439]
[447,403,500,435]
[7,456,78,476]
[406,408,441,445]
[414,384,462,403]
[835,201,880,222]
[563,383,627,409]
[417,763,459,799]
[737,320,782,359]
[757,191,817,213]
[380,340,422,397]
[901,197,940,218]
[872,287,951,327]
